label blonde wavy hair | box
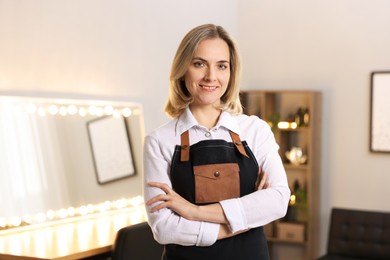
[164,24,243,118]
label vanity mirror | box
[0,94,144,229]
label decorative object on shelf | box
[303,108,310,126]
[267,113,281,132]
[285,147,307,165]
[295,108,305,127]
[277,222,305,242]
[294,107,310,127]
[285,180,307,223]
[370,71,390,153]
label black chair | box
[112,222,164,260]
[318,208,390,260]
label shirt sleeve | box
[143,134,220,246]
[219,118,291,233]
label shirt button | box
[205,132,211,137]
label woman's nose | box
[204,67,217,81]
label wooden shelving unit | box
[240,90,322,260]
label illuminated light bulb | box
[67,207,76,217]
[290,194,296,205]
[10,216,22,227]
[95,107,104,117]
[48,105,59,115]
[115,198,127,209]
[86,204,95,214]
[104,105,114,115]
[112,110,121,118]
[58,208,68,219]
[22,214,32,224]
[78,206,88,216]
[78,107,87,117]
[35,212,46,223]
[98,201,111,213]
[88,106,97,116]
[122,107,132,117]
[26,103,37,114]
[0,217,7,228]
[46,210,55,220]
[105,200,113,210]
[59,106,67,116]
[277,122,288,129]
[37,107,46,117]
[128,196,143,207]
[290,122,298,129]
[67,105,78,115]
[278,121,298,129]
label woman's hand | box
[256,171,270,190]
[146,182,199,220]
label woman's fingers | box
[146,182,176,209]
[149,201,169,213]
[257,171,269,190]
[146,193,169,206]
[148,182,173,194]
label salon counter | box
[0,206,147,260]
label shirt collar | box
[175,107,198,136]
[175,107,241,136]
[217,110,241,135]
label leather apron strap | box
[180,130,249,161]
[229,131,249,158]
[180,130,190,161]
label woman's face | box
[184,38,230,108]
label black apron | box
[163,130,269,260]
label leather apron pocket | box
[193,163,240,204]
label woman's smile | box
[199,84,219,91]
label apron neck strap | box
[229,131,249,158]
[180,130,190,161]
[180,130,249,162]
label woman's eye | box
[218,64,228,70]
[194,61,204,67]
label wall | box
[237,0,390,255]
[1,0,390,257]
[0,0,238,133]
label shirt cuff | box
[196,222,219,246]
[219,198,246,233]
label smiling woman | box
[143,24,290,260]
[0,94,144,228]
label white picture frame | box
[370,71,390,153]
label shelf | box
[277,126,311,132]
[240,90,321,260]
[283,164,309,171]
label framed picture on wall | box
[87,116,136,184]
[370,71,390,153]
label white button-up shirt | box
[143,107,290,246]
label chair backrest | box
[326,208,390,259]
[112,222,164,260]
